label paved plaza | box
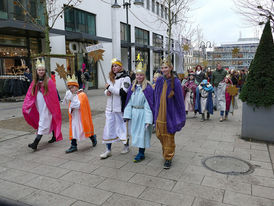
[0,90,273,206]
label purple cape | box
[125,83,154,117]
[154,76,186,134]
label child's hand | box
[107,91,112,96]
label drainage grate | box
[202,156,254,175]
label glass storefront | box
[66,41,98,89]
[0,34,41,75]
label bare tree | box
[158,0,194,61]
[14,0,83,70]
[233,0,274,30]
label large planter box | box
[242,102,274,142]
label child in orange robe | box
[64,75,97,153]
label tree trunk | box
[43,0,51,75]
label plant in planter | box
[240,20,274,142]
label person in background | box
[51,71,60,101]
[195,65,206,84]
[24,67,32,87]
[182,72,197,117]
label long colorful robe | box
[195,82,214,114]
[182,80,197,112]
[124,84,154,148]
[22,79,62,141]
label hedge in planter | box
[240,20,274,107]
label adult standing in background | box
[195,65,206,84]
[211,63,227,109]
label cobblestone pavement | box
[0,90,273,206]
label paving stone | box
[121,162,163,176]
[97,178,146,197]
[183,165,226,179]
[102,193,160,206]
[250,144,268,151]
[0,165,9,173]
[20,190,76,206]
[24,176,73,193]
[71,201,97,206]
[172,181,225,202]
[92,166,135,181]
[178,172,205,185]
[93,158,129,169]
[252,168,274,178]
[129,173,176,191]
[30,156,69,167]
[61,183,112,205]
[202,176,251,195]
[252,185,274,200]
[0,155,14,164]
[60,171,105,186]
[31,164,70,178]
[59,160,100,173]
[157,165,188,181]
[1,159,40,172]
[228,175,274,188]
[192,198,234,206]
[250,160,273,170]
[0,168,38,184]
[223,191,273,206]
[0,180,36,201]
[139,187,195,206]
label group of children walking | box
[22,57,185,169]
[182,64,238,122]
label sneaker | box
[219,117,224,122]
[120,146,129,154]
[65,146,77,154]
[133,153,145,163]
[224,115,228,120]
[100,150,112,159]
[164,160,172,169]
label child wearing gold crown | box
[123,62,154,162]
[154,58,186,169]
[63,75,97,153]
[22,58,63,150]
[100,58,131,159]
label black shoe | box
[214,106,217,111]
[90,135,97,147]
[200,114,205,122]
[48,136,56,143]
[207,112,210,120]
[65,146,77,153]
[164,160,172,169]
[28,135,42,150]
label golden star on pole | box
[88,49,105,63]
[232,47,240,58]
[136,53,143,62]
[183,44,189,51]
[227,85,239,96]
[55,63,67,80]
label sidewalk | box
[0,90,273,206]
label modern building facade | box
[207,38,259,70]
[0,0,183,92]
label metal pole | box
[126,3,131,72]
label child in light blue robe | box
[124,63,154,162]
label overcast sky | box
[190,0,264,45]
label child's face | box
[161,65,172,77]
[112,64,122,74]
[68,85,78,94]
[136,73,145,84]
[37,67,45,78]
[189,75,194,80]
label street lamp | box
[111,0,144,72]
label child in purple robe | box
[182,72,197,117]
[154,58,186,169]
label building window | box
[153,33,163,48]
[152,0,155,13]
[64,6,96,36]
[146,0,150,10]
[120,22,130,42]
[0,0,8,19]
[135,27,149,45]
[153,52,162,73]
[161,5,164,18]
[156,2,159,15]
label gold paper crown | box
[135,62,147,74]
[67,74,79,87]
[35,58,45,69]
[111,58,122,67]
[161,58,173,67]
